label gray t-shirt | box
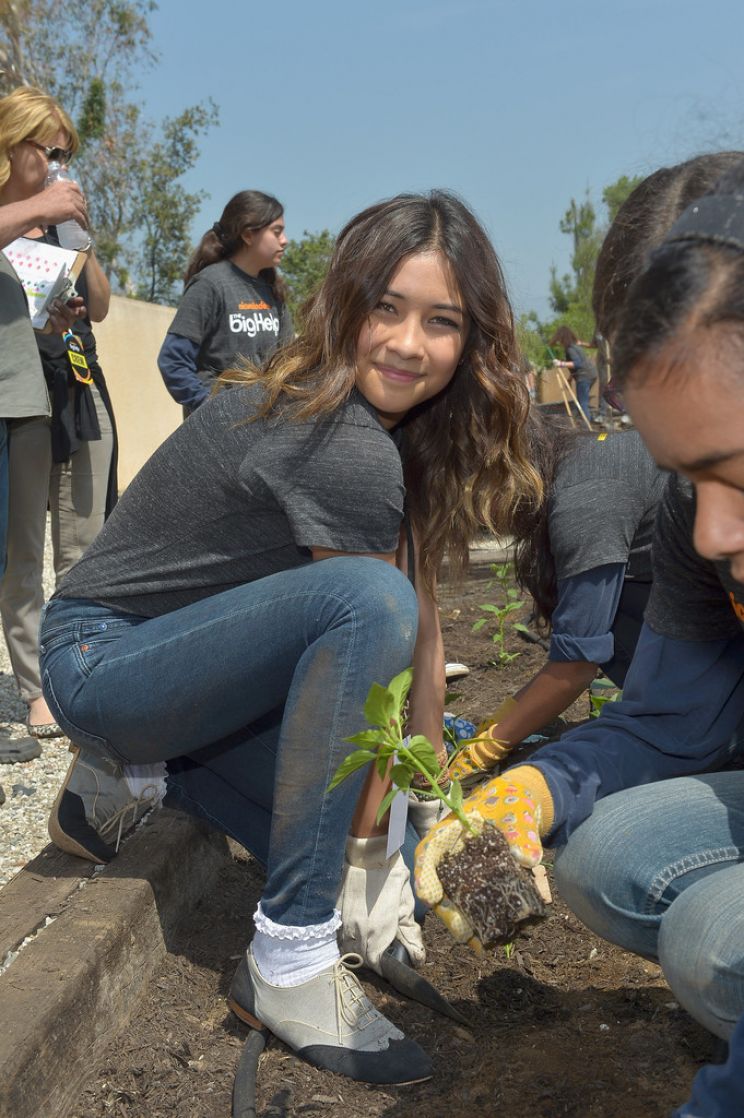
[0,251,50,418]
[646,473,744,641]
[549,429,666,583]
[56,385,404,616]
[168,261,294,391]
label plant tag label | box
[386,743,409,858]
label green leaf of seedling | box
[327,749,377,791]
[479,604,502,614]
[507,588,520,600]
[387,667,413,716]
[512,623,531,634]
[449,779,464,812]
[451,736,479,750]
[363,682,397,731]
[472,619,487,632]
[502,601,524,614]
[406,734,441,778]
[344,729,386,749]
[375,786,400,825]
[374,746,395,779]
[390,762,413,791]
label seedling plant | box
[328,667,475,833]
[329,668,548,950]
[472,561,528,667]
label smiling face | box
[626,328,744,582]
[355,250,468,429]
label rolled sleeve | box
[548,564,626,666]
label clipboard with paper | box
[3,236,87,331]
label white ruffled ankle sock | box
[251,902,342,987]
[123,762,167,803]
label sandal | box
[26,719,67,740]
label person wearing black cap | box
[157,191,293,415]
[416,153,744,1118]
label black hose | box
[232,1028,268,1118]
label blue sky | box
[140,0,744,317]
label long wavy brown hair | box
[222,190,542,590]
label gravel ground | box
[0,518,72,888]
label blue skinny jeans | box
[40,557,419,928]
[556,774,744,1115]
[574,377,592,421]
[554,773,744,1042]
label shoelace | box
[333,954,380,1034]
[97,783,162,853]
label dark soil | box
[438,825,547,948]
[70,559,717,1118]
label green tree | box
[0,0,155,106]
[602,174,642,224]
[0,0,217,302]
[535,173,644,353]
[281,230,335,325]
[130,102,218,304]
[516,311,549,367]
[549,192,602,318]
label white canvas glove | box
[407,791,451,839]
[338,834,425,974]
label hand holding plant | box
[329,670,547,955]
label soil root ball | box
[437,825,547,948]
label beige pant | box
[0,384,113,701]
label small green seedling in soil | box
[472,561,528,667]
[327,667,475,832]
[503,941,515,960]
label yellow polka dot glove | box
[447,697,518,789]
[414,767,552,953]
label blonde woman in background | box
[0,86,117,739]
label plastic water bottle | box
[46,161,90,250]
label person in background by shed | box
[550,325,597,421]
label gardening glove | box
[408,788,451,838]
[338,834,426,974]
[447,697,519,789]
[414,767,551,953]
